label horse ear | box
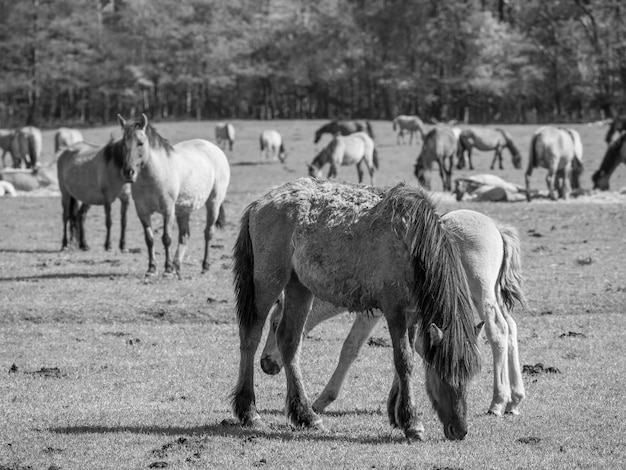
[475,321,484,337]
[429,323,443,347]
[140,113,149,131]
[117,114,126,128]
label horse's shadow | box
[0,248,61,254]
[0,272,132,282]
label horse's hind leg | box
[278,275,322,429]
[503,309,525,414]
[77,203,91,251]
[173,212,191,278]
[356,161,365,183]
[200,197,222,273]
[104,202,113,251]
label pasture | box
[1,120,626,469]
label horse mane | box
[123,119,174,155]
[103,137,125,168]
[311,138,338,169]
[595,132,626,179]
[498,129,520,156]
[381,183,481,387]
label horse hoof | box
[244,416,266,429]
[312,418,327,432]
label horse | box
[54,127,84,153]
[10,126,42,169]
[392,115,426,145]
[260,208,526,417]
[605,116,626,145]
[414,126,457,191]
[457,127,522,171]
[308,132,378,185]
[57,141,131,252]
[215,122,235,151]
[592,132,626,190]
[231,178,481,441]
[313,120,375,144]
[525,126,584,201]
[259,130,286,163]
[118,114,231,276]
[0,129,15,168]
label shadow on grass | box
[50,420,406,445]
[0,248,60,254]
[0,272,132,282]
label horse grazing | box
[260,208,526,417]
[592,132,626,190]
[57,141,131,251]
[313,120,374,144]
[118,114,230,277]
[231,178,481,441]
[0,129,14,168]
[457,127,522,170]
[414,126,457,191]
[10,126,42,169]
[54,127,84,153]
[308,132,378,185]
[605,116,626,145]
[392,115,426,145]
[215,122,235,151]
[525,126,583,200]
[259,130,286,163]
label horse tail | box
[54,133,61,153]
[365,121,375,140]
[392,119,397,131]
[528,131,541,169]
[373,147,379,170]
[233,207,257,330]
[216,204,226,229]
[27,133,38,168]
[496,223,527,312]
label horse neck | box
[599,138,626,177]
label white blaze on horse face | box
[122,129,148,183]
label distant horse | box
[57,141,131,251]
[0,129,14,168]
[231,178,481,441]
[392,115,426,145]
[525,126,583,200]
[215,122,235,151]
[308,132,378,185]
[605,116,626,145]
[10,126,42,169]
[313,120,374,144]
[118,114,231,276]
[414,126,457,191]
[457,127,522,170]
[259,130,286,163]
[592,132,626,190]
[54,127,84,153]
[260,208,525,417]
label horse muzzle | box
[444,422,467,441]
[121,167,137,183]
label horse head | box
[307,162,321,179]
[592,170,609,190]
[414,158,431,190]
[278,143,287,163]
[117,113,149,183]
[313,129,322,144]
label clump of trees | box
[0,0,624,126]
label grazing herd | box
[2,115,626,442]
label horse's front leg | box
[467,149,474,170]
[173,212,191,278]
[162,208,176,275]
[545,168,558,200]
[561,164,572,200]
[104,202,113,251]
[328,165,337,179]
[524,169,533,202]
[77,204,91,251]
[385,310,423,440]
[138,213,158,275]
[278,276,321,429]
[356,161,365,183]
[119,196,128,252]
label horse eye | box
[137,142,144,147]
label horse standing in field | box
[308,132,378,185]
[215,122,235,151]
[118,114,231,277]
[0,129,15,168]
[57,141,131,252]
[605,116,626,145]
[313,120,375,144]
[260,208,526,417]
[231,178,481,441]
[525,126,583,201]
[457,127,522,171]
[54,127,84,153]
[259,130,287,163]
[392,115,426,145]
[414,126,457,191]
[592,132,626,190]
[10,126,42,169]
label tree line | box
[0,0,624,127]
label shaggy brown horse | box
[231,178,481,441]
[414,126,457,191]
[457,127,522,170]
[592,132,626,190]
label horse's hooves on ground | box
[487,408,504,417]
[80,245,90,251]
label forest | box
[0,0,624,127]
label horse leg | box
[104,202,113,251]
[313,314,381,413]
[545,168,558,200]
[77,203,91,251]
[467,149,474,170]
[137,212,158,275]
[385,309,423,440]
[328,165,337,179]
[503,309,525,414]
[561,164,572,200]
[524,169,533,202]
[200,198,221,273]
[278,275,322,429]
[162,208,176,275]
[173,212,191,278]
[119,196,128,252]
[61,193,72,250]
[356,161,365,184]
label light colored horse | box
[231,178,481,441]
[457,127,522,170]
[0,180,17,197]
[10,126,42,169]
[259,130,286,163]
[260,209,526,417]
[308,132,378,185]
[57,141,131,252]
[313,120,374,144]
[525,126,583,200]
[0,129,14,168]
[54,127,84,153]
[118,114,230,276]
[414,126,457,191]
[392,115,426,145]
[592,133,626,190]
[215,122,235,151]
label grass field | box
[1,119,626,469]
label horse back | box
[57,142,114,204]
